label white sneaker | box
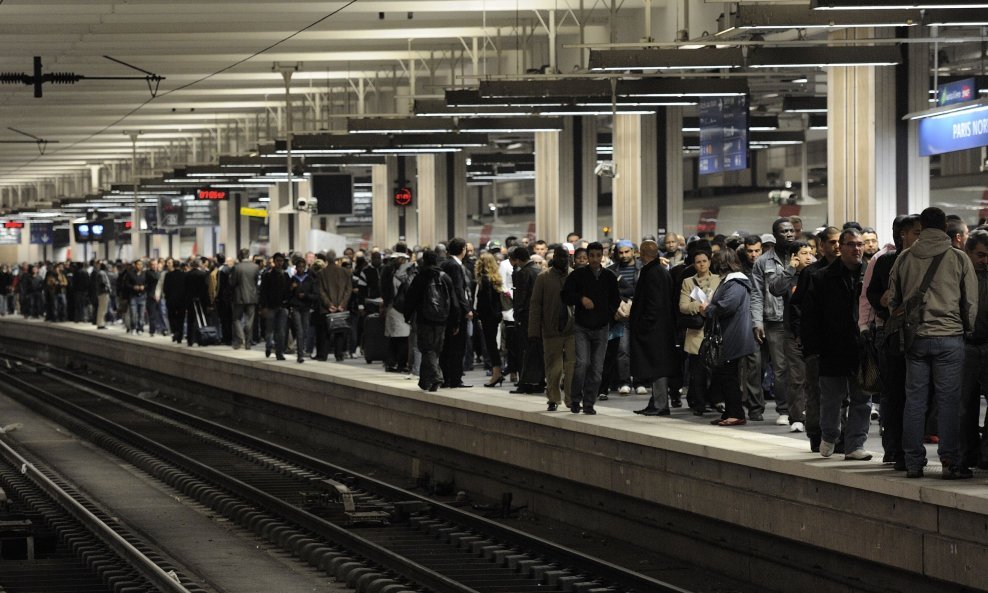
[775,414,789,426]
[789,422,805,433]
[845,449,874,461]
[635,386,648,395]
[820,440,835,458]
[618,385,632,395]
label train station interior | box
[2,2,988,593]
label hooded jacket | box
[705,272,757,362]
[888,228,977,338]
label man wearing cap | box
[607,239,643,395]
[751,218,797,425]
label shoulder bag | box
[884,251,946,354]
[698,315,725,369]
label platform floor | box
[2,316,988,592]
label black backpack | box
[391,264,417,315]
[421,271,451,323]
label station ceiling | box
[0,0,984,202]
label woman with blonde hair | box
[474,252,505,387]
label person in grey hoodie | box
[888,207,978,480]
[701,248,757,426]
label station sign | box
[937,78,977,107]
[240,206,268,218]
[196,188,229,201]
[30,222,53,245]
[3,220,25,229]
[918,105,988,156]
[699,95,749,175]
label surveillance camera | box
[594,161,616,178]
[296,196,317,212]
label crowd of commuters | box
[2,207,986,480]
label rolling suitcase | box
[361,312,388,363]
[193,299,221,346]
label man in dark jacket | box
[439,238,472,388]
[184,259,211,346]
[229,248,259,350]
[163,260,187,343]
[289,256,317,363]
[802,228,874,462]
[259,253,292,360]
[510,246,544,393]
[71,262,92,323]
[404,249,459,391]
[561,241,620,415]
[630,240,679,416]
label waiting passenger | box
[403,249,458,392]
[629,240,678,416]
[528,246,575,411]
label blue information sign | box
[937,78,977,107]
[30,222,53,245]
[918,105,988,157]
[699,95,749,175]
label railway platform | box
[1,317,986,593]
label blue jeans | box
[129,298,146,332]
[571,324,609,410]
[904,335,964,470]
[265,307,289,356]
[818,374,871,452]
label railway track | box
[0,353,691,593]
[0,421,201,593]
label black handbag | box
[698,316,724,369]
[326,311,350,333]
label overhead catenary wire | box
[0,0,361,180]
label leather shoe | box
[748,413,764,421]
[451,383,472,388]
[943,465,974,480]
[642,408,669,417]
[547,402,558,411]
[582,408,596,415]
[429,383,440,392]
[570,405,581,414]
[634,407,658,415]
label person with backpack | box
[403,249,458,392]
[384,250,414,372]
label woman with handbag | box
[474,252,505,387]
[679,250,721,415]
[701,249,758,426]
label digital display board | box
[311,173,354,215]
[73,218,116,243]
[699,95,749,175]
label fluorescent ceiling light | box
[370,148,461,153]
[749,46,901,68]
[813,0,988,8]
[902,98,988,120]
[729,4,918,28]
[348,117,456,134]
[589,48,744,71]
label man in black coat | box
[562,241,620,414]
[630,240,679,415]
[510,246,544,393]
[801,228,873,462]
[404,249,459,391]
[184,259,211,346]
[439,237,473,388]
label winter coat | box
[630,258,680,381]
[678,272,721,355]
[704,272,757,362]
[888,228,977,338]
[229,260,260,305]
[801,259,865,376]
[561,265,620,330]
[528,266,573,340]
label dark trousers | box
[711,358,743,419]
[879,341,907,463]
[168,304,186,342]
[959,342,988,467]
[479,316,502,368]
[388,337,410,371]
[291,308,311,361]
[218,302,233,345]
[417,323,446,389]
[315,314,347,360]
[440,316,467,386]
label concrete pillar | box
[661,107,685,237]
[267,183,290,255]
[575,117,599,240]
[292,180,313,253]
[416,154,447,249]
[612,113,659,243]
[535,122,572,244]
[903,28,931,216]
[371,158,399,249]
[89,165,101,193]
[451,153,469,239]
[131,208,149,259]
[827,28,898,231]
